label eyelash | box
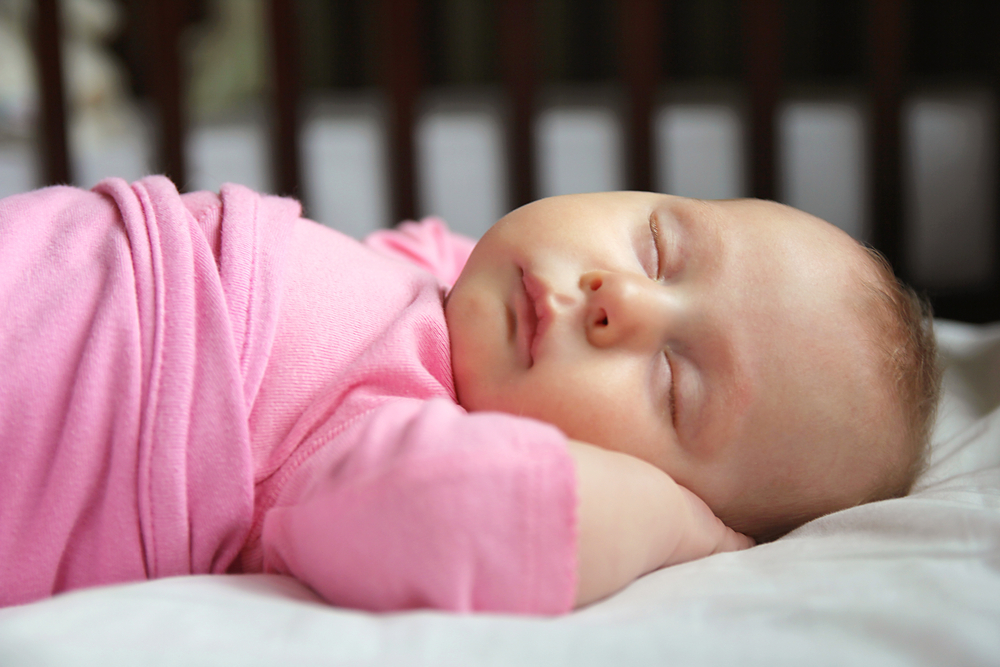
[664,350,677,425]
[649,218,662,279]
[651,219,678,425]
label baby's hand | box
[569,439,753,607]
[670,485,754,564]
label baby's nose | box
[580,270,672,350]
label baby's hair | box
[736,240,942,545]
[856,245,942,502]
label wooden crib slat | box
[995,7,1000,319]
[35,0,71,186]
[867,0,906,275]
[741,0,783,202]
[268,0,302,199]
[620,0,663,193]
[500,0,538,208]
[147,0,186,188]
[383,0,423,223]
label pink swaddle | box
[0,176,298,606]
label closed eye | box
[649,217,663,279]
[664,350,677,425]
[650,213,687,280]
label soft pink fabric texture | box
[365,218,474,287]
[0,181,577,614]
[0,176,296,606]
[245,215,577,614]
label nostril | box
[587,275,603,291]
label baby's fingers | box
[672,485,754,562]
[713,525,755,554]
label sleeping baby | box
[0,177,940,612]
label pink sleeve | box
[364,218,477,288]
[260,398,577,615]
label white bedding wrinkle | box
[1,319,999,667]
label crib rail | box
[30,0,1000,322]
[34,0,69,187]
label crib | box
[23,0,999,321]
[2,2,1000,665]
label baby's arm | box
[568,439,753,607]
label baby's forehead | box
[731,218,878,399]
[729,204,864,275]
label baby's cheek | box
[449,342,490,412]
[553,393,668,470]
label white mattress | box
[1,319,998,666]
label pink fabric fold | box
[365,217,476,288]
[0,176,298,606]
[1,183,578,614]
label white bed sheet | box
[1,320,998,667]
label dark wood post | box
[382,0,423,223]
[268,0,302,199]
[741,0,783,201]
[620,0,663,193]
[994,4,1000,319]
[500,0,538,208]
[867,0,907,274]
[35,0,71,185]
[147,0,186,187]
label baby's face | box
[445,192,896,534]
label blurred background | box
[1,0,997,319]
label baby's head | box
[444,192,941,540]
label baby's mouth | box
[516,268,539,367]
[521,270,553,365]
